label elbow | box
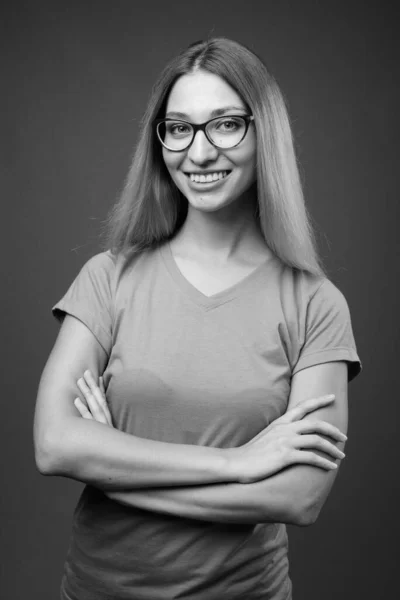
[34,431,68,476]
[291,496,323,527]
[281,492,323,527]
[292,505,320,527]
[258,497,320,527]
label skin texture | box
[162,70,257,216]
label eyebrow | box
[165,106,247,119]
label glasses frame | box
[154,115,255,152]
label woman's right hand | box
[224,394,347,484]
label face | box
[161,70,257,213]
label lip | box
[184,170,232,175]
[184,171,232,190]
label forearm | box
[106,462,336,525]
[107,482,281,524]
[36,417,230,490]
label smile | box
[185,170,231,183]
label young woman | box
[34,38,361,600]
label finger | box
[296,434,346,460]
[77,377,108,424]
[74,397,93,420]
[83,370,105,401]
[97,376,113,426]
[98,376,112,425]
[99,395,113,427]
[84,371,108,407]
[94,375,112,426]
[81,370,104,403]
[280,395,335,423]
[295,419,347,442]
[77,375,91,398]
[292,449,339,471]
[80,371,113,426]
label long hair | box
[104,37,325,276]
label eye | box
[166,122,192,137]
[215,118,241,132]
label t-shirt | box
[52,241,361,600]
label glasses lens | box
[157,121,193,151]
[206,117,247,148]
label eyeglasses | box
[154,115,254,152]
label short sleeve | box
[292,279,362,382]
[52,251,115,357]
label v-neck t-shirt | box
[52,242,361,600]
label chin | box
[187,193,242,213]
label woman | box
[34,38,361,600]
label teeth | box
[189,171,229,183]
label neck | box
[172,185,268,263]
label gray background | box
[1,1,398,598]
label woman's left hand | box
[74,370,114,428]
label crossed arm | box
[34,315,348,526]
[105,456,342,526]
[94,361,347,526]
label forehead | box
[165,70,246,119]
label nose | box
[187,130,219,164]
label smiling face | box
[161,70,257,213]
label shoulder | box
[82,250,119,274]
[274,264,356,345]
[71,251,117,295]
[80,250,132,287]
[275,263,345,316]
[82,247,162,295]
[277,263,348,313]
[308,277,349,312]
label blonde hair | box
[104,37,325,276]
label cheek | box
[162,149,181,175]
[244,131,257,169]
[162,152,186,193]
[245,149,257,171]
[231,135,257,175]
[237,148,257,180]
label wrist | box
[218,448,242,483]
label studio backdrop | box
[1,2,398,599]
